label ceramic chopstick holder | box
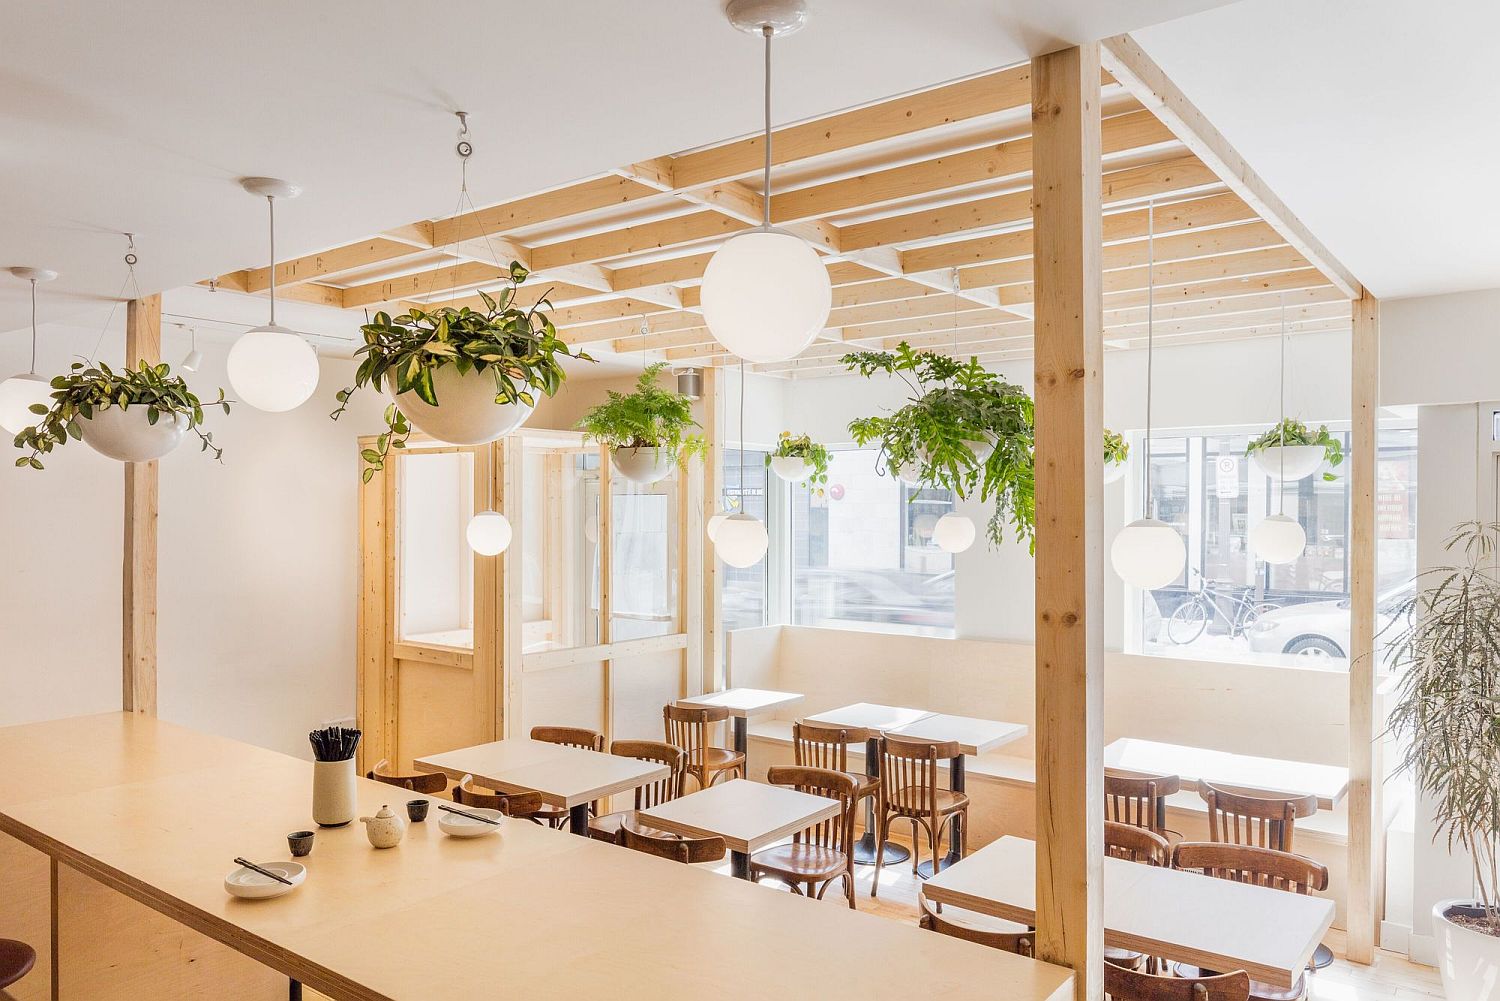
[312,757,357,828]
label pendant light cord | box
[739,357,747,505]
[27,280,38,374]
[266,196,278,326]
[1143,199,1156,519]
[761,25,773,229]
[1277,293,1287,509]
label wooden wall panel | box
[394,658,481,772]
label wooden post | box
[122,294,161,716]
[1347,292,1382,962]
[598,444,614,744]
[699,367,721,694]
[1031,44,1105,1001]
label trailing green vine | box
[1245,417,1343,481]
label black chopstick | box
[438,803,501,825]
[234,857,294,885]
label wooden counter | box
[0,713,1074,1001]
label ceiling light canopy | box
[0,268,60,436]
[227,178,320,413]
[700,0,831,364]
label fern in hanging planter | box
[843,342,1035,550]
[577,361,707,485]
[1245,417,1343,481]
[12,360,231,469]
[331,261,593,480]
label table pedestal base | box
[853,833,910,866]
[1310,943,1333,970]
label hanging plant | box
[1245,417,1343,481]
[12,360,231,469]
[1103,428,1130,485]
[331,261,592,481]
[842,342,1035,550]
[577,361,707,485]
[766,431,830,493]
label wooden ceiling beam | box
[428,174,663,247]
[1101,34,1362,299]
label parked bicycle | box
[1165,570,1279,645]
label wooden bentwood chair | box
[918,893,1035,956]
[1105,768,1183,842]
[663,704,745,792]
[588,740,686,844]
[1171,842,1329,1001]
[452,774,546,821]
[872,734,969,896]
[1103,820,1173,973]
[1105,962,1250,1001]
[792,719,880,815]
[1198,782,1318,854]
[529,725,605,829]
[366,759,447,795]
[749,766,859,908]
[619,813,726,865]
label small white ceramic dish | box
[439,807,504,838]
[224,860,306,899]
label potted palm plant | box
[12,359,231,468]
[331,261,591,479]
[577,361,706,485]
[843,343,1035,550]
[1386,521,1500,999]
[1246,417,1343,481]
[766,431,830,491]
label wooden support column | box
[1031,44,1105,1001]
[1347,292,1382,963]
[699,367,722,694]
[122,294,161,716]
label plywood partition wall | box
[1030,44,1105,1001]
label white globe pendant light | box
[700,0,830,364]
[227,178,319,412]
[1110,201,1186,589]
[706,504,736,542]
[0,268,59,435]
[1251,297,1307,564]
[933,512,976,554]
[466,510,513,556]
[716,513,769,568]
[1250,514,1305,566]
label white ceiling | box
[1,0,1237,341]
[1137,0,1500,300]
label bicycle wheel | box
[1236,601,1278,636]
[1166,597,1210,644]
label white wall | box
[0,324,386,758]
[1383,290,1500,407]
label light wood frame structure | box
[123,294,160,716]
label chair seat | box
[918,895,1029,936]
[749,843,849,882]
[588,809,630,843]
[0,939,36,989]
[1104,946,1145,970]
[1174,962,1305,1001]
[888,787,969,817]
[847,770,880,797]
[688,747,745,770]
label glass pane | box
[610,466,679,641]
[520,441,601,653]
[792,448,954,637]
[397,450,475,648]
[722,448,768,631]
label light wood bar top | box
[885,713,1029,756]
[1103,737,1350,810]
[923,836,1333,989]
[0,713,1075,1001]
[415,737,668,808]
[675,687,804,717]
[638,778,839,854]
[803,702,934,731]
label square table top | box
[675,688,804,717]
[922,836,1334,989]
[803,702,934,731]
[885,713,1029,756]
[415,738,669,809]
[1103,737,1350,810]
[639,778,840,854]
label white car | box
[1247,591,1408,659]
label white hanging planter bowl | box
[892,456,924,486]
[79,406,186,462]
[1434,899,1500,1001]
[388,365,533,445]
[1103,455,1129,485]
[1250,444,1325,481]
[770,455,811,483]
[919,437,995,466]
[610,445,675,485]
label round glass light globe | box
[0,373,53,435]
[1110,517,1187,590]
[1250,513,1306,565]
[700,229,831,363]
[933,513,977,553]
[466,510,512,556]
[706,508,732,542]
[714,513,768,568]
[227,325,319,412]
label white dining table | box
[923,836,1335,989]
[639,778,839,879]
[1103,737,1350,810]
[675,687,804,754]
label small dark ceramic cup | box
[287,830,315,857]
[406,799,430,823]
